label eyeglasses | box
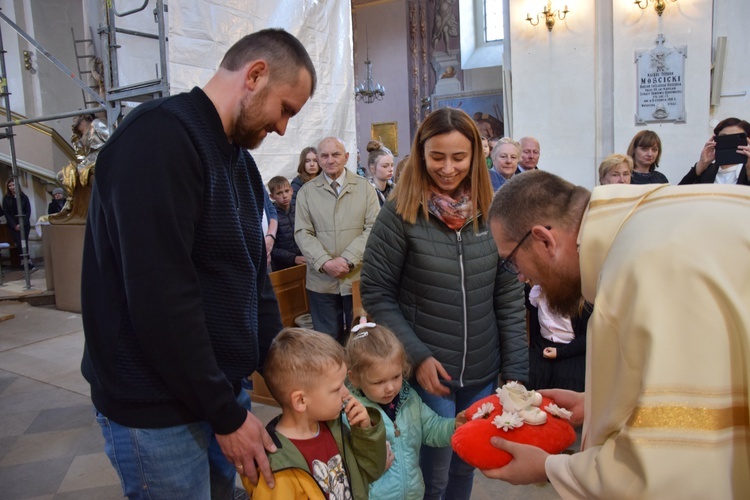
[499,226,551,275]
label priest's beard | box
[536,256,583,319]
[234,85,271,150]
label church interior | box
[0,0,748,498]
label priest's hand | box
[539,388,584,427]
[480,437,549,485]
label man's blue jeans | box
[95,390,252,499]
[415,381,495,500]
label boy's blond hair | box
[345,321,411,384]
[264,327,346,407]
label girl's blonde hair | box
[345,319,411,384]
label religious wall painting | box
[432,89,504,138]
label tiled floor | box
[0,269,560,499]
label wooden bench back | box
[269,264,308,328]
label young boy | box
[267,176,305,271]
[243,328,387,499]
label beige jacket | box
[294,170,380,295]
[546,183,750,499]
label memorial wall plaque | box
[635,34,687,124]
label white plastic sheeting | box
[168,0,357,182]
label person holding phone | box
[679,117,750,185]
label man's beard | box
[536,256,583,318]
[234,86,270,150]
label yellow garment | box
[546,183,750,499]
[242,469,325,500]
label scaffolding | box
[0,0,169,288]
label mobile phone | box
[714,132,748,166]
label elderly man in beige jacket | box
[295,136,380,342]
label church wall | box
[506,0,750,188]
[612,0,713,186]
[353,0,412,163]
[710,1,750,138]
[507,0,598,187]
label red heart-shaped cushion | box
[451,394,576,469]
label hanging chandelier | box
[354,23,384,104]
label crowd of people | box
[73,26,750,500]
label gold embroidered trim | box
[590,191,750,210]
[629,405,749,431]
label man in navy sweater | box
[81,29,316,499]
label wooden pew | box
[249,264,309,407]
[0,224,21,267]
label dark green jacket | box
[361,200,528,388]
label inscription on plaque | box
[635,34,687,124]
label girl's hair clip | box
[351,321,376,337]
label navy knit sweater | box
[81,87,282,434]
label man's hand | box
[479,437,550,485]
[216,411,277,488]
[294,256,306,265]
[322,257,350,279]
[539,388,585,427]
[415,356,451,396]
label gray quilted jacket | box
[361,201,528,389]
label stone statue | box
[49,114,109,225]
[432,0,459,52]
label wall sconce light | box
[634,0,677,17]
[526,1,569,32]
[23,50,35,72]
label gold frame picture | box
[370,122,398,156]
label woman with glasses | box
[360,107,527,500]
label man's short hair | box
[263,328,346,407]
[488,170,590,240]
[220,28,317,98]
[267,176,290,194]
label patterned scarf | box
[427,185,473,230]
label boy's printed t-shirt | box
[289,423,351,499]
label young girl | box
[526,283,592,392]
[345,319,465,500]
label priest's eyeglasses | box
[499,226,551,275]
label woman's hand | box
[416,356,451,396]
[542,347,557,359]
[696,136,716,175]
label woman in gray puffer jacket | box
[360,108,527,500]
